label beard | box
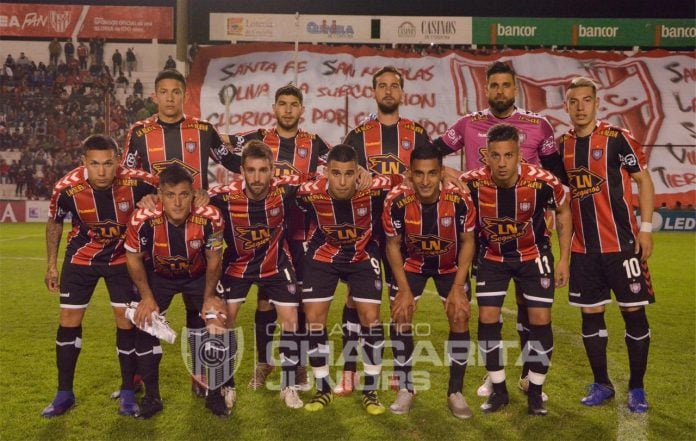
[377,100,399,115]
[276,117,299,133]
[488,97,515,115]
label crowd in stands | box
[1,40,156,199]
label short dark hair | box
[275,84,303,104]
[241,140,274,166]
[410,143,442,167]
[82,134,118,155]
[155,69,186,90]
[486,61,516,81]
[487,123,520,145]
[372,66,404,89]
[159,164,193,187]
[327,144,358,164]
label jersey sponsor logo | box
[87,220,126,243]
[151,159,200,177]
[190,215,208,226]
[481,217,529,243]
[567,167,606,200]
[401,122,424,134]
[441,216,452,227]
[185,141,197,153]
[234,224,274,250]
[155,241,168,247]
[518,115,540,125]
[592,149,604,160]
[446,128,460,143]
[115,178,138,187]
[150,216,164,226]
[217,145,230,156]
[154,255,190,276]
[140,236,148,246]
[392,219,402,229]
[66,184,87,197]
[124,152,137,168]
[117,201,131,212]
[298,147,308,158]
[598,128,619,138]
[274,161,300,176]
[367,153,408,175]
[444,193,461,204]
[135,126,157,137]
[321,223,368,246]
[396,194,416,208]
[301,193,331,202]
[519,201,532,212]
[405,218,421,225]
[620,153,638,167]
[406,234,455,256]
[182,122,210,131]
[78,208,96,214]
[518,179,543,190]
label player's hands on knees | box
[45,267,60,292]
[635,231,653,262]
[391,289,416,324]
[445,285,471,323]
[137,193,159,210]
[555,258,570,288]
[202,296,227,335]
[192,189,210,208]
[135,297,159,328]
[355,166,372,192]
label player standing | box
[561,77,655,413]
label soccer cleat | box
[222,386,236,411]
[135,395,163,419]
[41,391,75,418]
[528,391,548,416]
[627,388,649,413]
[447,392,473,419]
[480,391,509,413]
[333,370,359,396]
[110,375,143,399]
[476,374,493,397]
[248,363,274,390]
[362,391,386,416]
[118,390,139,416]
[192,375,208,398]
[280,386,304,409]
[581,383,615,407]
[518,376,549,402]
[296,366,312,392]
[205,389,231,417]
[125,303,176,344]
[304,391,333,412]
[389,389,415,414]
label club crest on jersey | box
[118,201,130,212]
[441,217,452,227]
[270,207,281,217]
[592,149,603,160]
[357,207,368,217]
[298,147,308,158]
[630,282,641,294]
[401,139,412,150]
[519,202,532,212]
[540,277,551,289]
[189,239,202,250]
[185,141,197,153]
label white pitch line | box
[0,235,38,242]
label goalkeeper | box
[125,164,227,418]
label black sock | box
[622,308,650,390]
[341,306,360,372]
[516,304,530,378]
[478,321,504,372]
[116,327,137,390]
[56,326,82,391]
[581,312,610,385]
[447,331,470,395]
[308,327,331,393]
[136,330,162,399]
[296,309,308,367]
[390,323,414,392]
[360,325,384,393]
[527,323,553,391]
[255,309,277,364]
[186,308,205,329]
[279,331,299,389]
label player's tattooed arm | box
[554,198,573,287]
[45,219,64,292]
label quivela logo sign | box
[306,20,354,38]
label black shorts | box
[475,252,555,309]
[257,240,305,303]
[569,251,655,308]
[148,272,205,314]
[389,272,471,302]
[302,257,382,304]
[59,262,136,309]
[219,265,299,307]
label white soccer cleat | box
[222,386,237,411]
[477,374,493,397]
[280,386,304,409]
[125,303,177,344]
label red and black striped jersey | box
[461,163,566,263]
[230,127,331,241]
[559,121,646,254]
[208,175,302,279]
[383,184,476,275]
[122,114,236,189]
[296,175,399,264]
[124,204,224,279]
[48,166,158,266]
[343,118,431,175]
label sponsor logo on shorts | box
[60,292,70,297]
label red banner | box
[0,4,173,40]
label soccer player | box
[124,164,225,418]
[208,140,305,410]
[561,77,655,413]
[460,124,572,416]
[433,61,566,399]
[122,68,237,395]
[297,144,399,415]
[229,85,330,391]
[337,66,431,395]
[43,134,158,418]
[382,144,477,418]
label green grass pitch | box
[0,223,694,440]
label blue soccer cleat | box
[118,390,140,416]
[581,383,615,406]
[41,391,75,418]
[627,388,649,413]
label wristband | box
[640,222,652,233]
